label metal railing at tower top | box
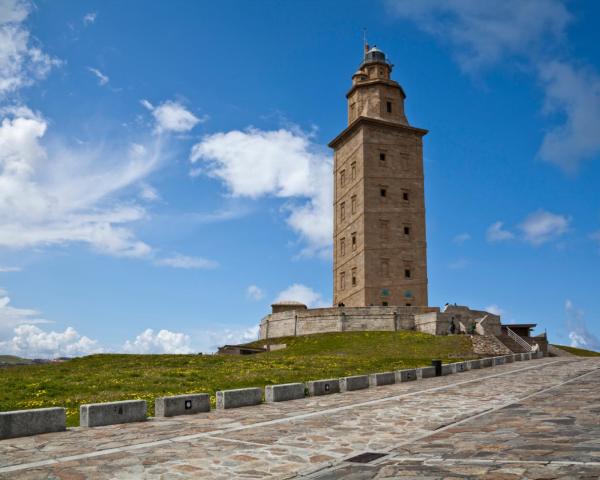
[505,326,535,352]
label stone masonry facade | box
[329,46,428,308]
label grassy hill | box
[0,355,33,365]
[552,344,600,357]
[0,331,476,427]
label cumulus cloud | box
[386,0,600,171]
[87,67,109,86]
[190,127,333,257]
[122,328,193,354]
[0,0,61,96]
[565,299,599,351]
[274,283,328,308]
[519,210,569,245]
[155,254,217,269]
[196,324,260,352]
[0,324,102,358]
[247,285,265,301]
[486,221,514,242]
[0,107,159,257]
[453,233,471,245]
[141,99,204,133]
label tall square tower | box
[329,45,428,307]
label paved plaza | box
[1,357,599,479]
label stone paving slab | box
[0,358,598,479]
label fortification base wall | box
[259,306,438,339]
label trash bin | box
[431,359,442,377]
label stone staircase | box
[495,334,530,354]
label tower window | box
[386,101,392,113]
[351,195,357,214]
[379,152,386,162]
[351,232,357,250]
[402,191,409,202]
[340,237,346,256]
[406,303,412,307]
[382,301,388,306]
[405,269,411,279]
[404,226,410,236]
[340,272,346,290]
[340,202,345,221]
[380,188,387,198]
[340,169,346,187]
[351,268,357,286]
[381,258,390,277]
[351,162,357,180]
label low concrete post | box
[306,379,340,396]
[340,375,370,392]
[522,352,532,361]
[80,400,147,427]
[493,356,506,366]
[441,364,453,376]
[369,372,396,387]
[467,359,481,369]
[418,366,437,378]
[481,358,493,368]
[0,407,66,439]
[504,355,514,363]
[452,362,468,373]
[155,394,210,417]
[395,369,417,382]
[265,383,305,402]
[216,388,262,409]
[514,353,522,361]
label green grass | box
[552,344,600,357]
[0,331,476,427]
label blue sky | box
[0,0,599,357]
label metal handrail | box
[506,327,534,352]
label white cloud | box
[519,210,569,245]
[537,61,600,171]
[486,221,514,242]
[87,67,109,86]
[386,0,570,72]
[83,12,97,25]
[565,299,599,351]
[0,0,61,96]
[0,107,161,257]
[453,233,471,245]
[274,283,327,308]
[0,324,102,358]
[0,266,20,272]
[196,325,260,352]
[387,1,600,171]
[139,183,159,201]
[246,285,264,301]
[155,254,217,269]
[190,127,333,257]
[0,288,50,338]
[141,99,203,133]
[590,231,600,251]
[122,328,193,354]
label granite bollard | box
[80,400,146,427]
[340,375,369,392]
[441,364,453,376]
[369,372,395,387]
[306,379,340,396]
[265,383,305,402]
[514,353,523,361]
[467,359,481,369]
[452,362,468,373]
[493,356,506,366]
[504,355,514,363]
[216,388,262,409]
[418,366,437,378]
[0,407,66,439]
[482,358,493,368]
[155,393,210,417]
[395,369,417,382]
[522,352,532,361]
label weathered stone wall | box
[471,335,513,356]
[259,305,438,340]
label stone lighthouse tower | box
[329,45,429,307]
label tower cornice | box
[328,116,428,149]
[346,79,406,99]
